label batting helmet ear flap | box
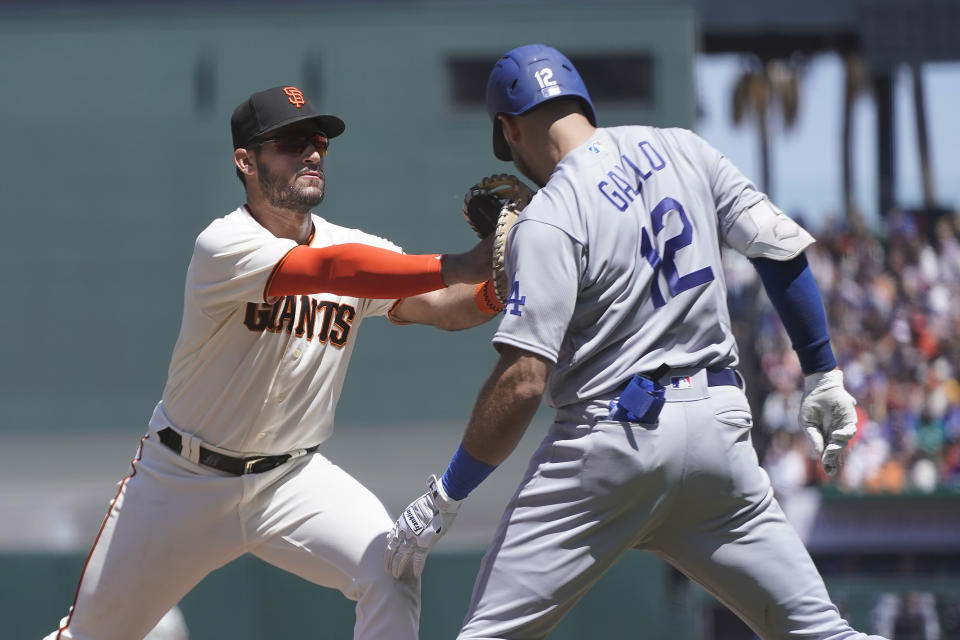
[492,116,512,161]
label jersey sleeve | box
[189,221,297,314]
[691,132,766,234]
[334,228,406,318]
[492,219,580,362]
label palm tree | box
[731,54,803,199]
[911,61,936,210]
[841,53,871,225]
[729,54,803,454]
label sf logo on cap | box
[283,86,306,108]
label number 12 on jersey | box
[639,197,714,308]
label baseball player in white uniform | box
[46,85,503,640]
[386,45,887,640]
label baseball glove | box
[463,174,534,302]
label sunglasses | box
[253,133,329,156]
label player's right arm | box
[384,345,551,579]
[265,236,492,300]
[457,345,552,465]
[385,216,576,579]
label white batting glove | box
[385,475,462,579]
[798,369,858,476]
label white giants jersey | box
[157,206,400,454]
[493,126,768,408]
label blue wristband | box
[440,444,497,500]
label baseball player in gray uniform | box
[386,45,886,640]
[46,85,504,640]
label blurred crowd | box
[871,591,960,640]
[725,208,960,495]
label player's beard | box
[510,146,546,189]
[256,158,325,214]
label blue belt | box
[607,367,741,423]
[704,367,741,388]
[613,367,742,396]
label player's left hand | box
[798,369,858,476]
[385,475,462,579]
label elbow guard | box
[723,199,815,261]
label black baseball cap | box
[231,85,345,149]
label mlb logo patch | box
[670,376,693,389]
[587,142,602,154]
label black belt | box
[157,427,319,475]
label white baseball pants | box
[46,432,419,640]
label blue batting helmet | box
[486,43,597,161]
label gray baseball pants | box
[458,371,886,640]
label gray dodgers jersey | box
[492,126,767,408]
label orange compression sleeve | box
[266,244,445,299]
